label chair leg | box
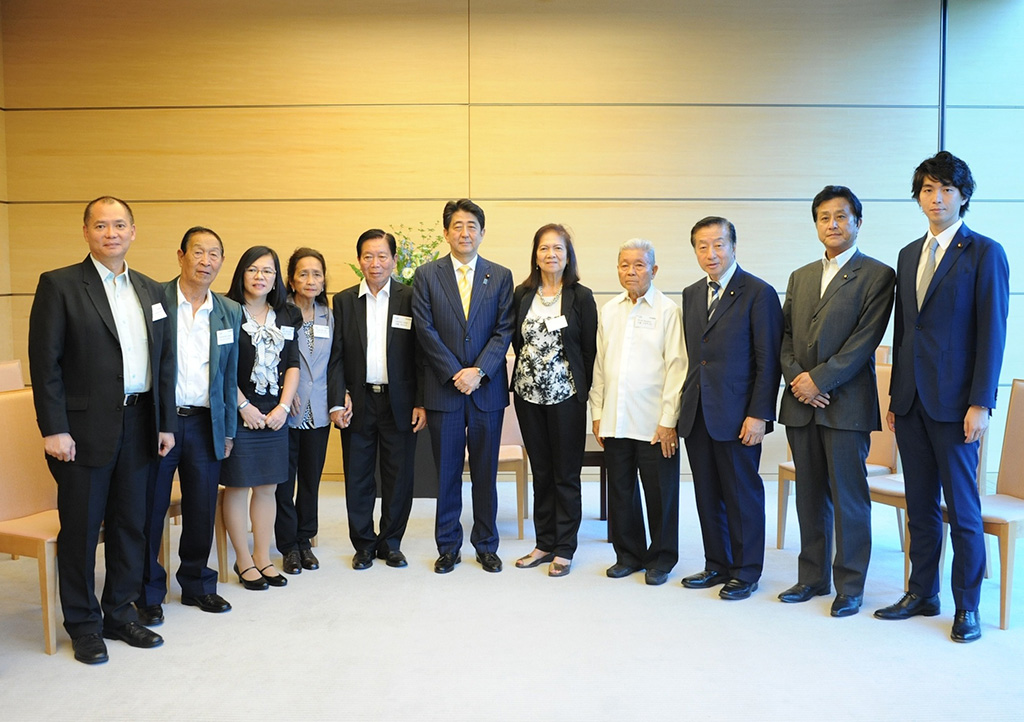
[515,464,525,540]
[160,513,171,591]
[895,508,905,552]
[999,525,1016,630]
[39,541,58,655]
[903,515,912,590]
[984,535,992,580]
[215,488,229,583]
[776,476,792,550]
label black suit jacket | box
[28,255,176,466]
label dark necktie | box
[708,280,721,320]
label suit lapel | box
[815,252,862,314]
[82,257,120,341]
[209,293,227,378]
[356,292,369,352]
[922,226,971,310]
[438,256,467,329]
[705,267,743,333]
[466,257,490,328]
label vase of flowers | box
[349,222,443,286]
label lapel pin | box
[483,274,490,286]
[729,291,735,296]
[843,274,848,279]
[957,243,963,248]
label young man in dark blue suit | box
[412,199,514,573]
[874,151,1009,643]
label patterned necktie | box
[457,265,471,319]
[707,280,721,320]
[917,237,938,310]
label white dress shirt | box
[175,281,213,407]
[917,218,962,289]
[91,255,151,394]
[359,278,391,384]
[820,244,858,297]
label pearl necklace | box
[538,286,562,307]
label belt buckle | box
[370,384,384,394]
[123,393,139,406]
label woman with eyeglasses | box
[221,246,301,590]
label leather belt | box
[176,405,209,417]
[123,392,152,407]
[366,384,388,394]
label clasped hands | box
[240,400,289,431]
[790,372,830,408]
[453,367,482,395]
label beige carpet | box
[1,478,1022,721]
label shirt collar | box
[616,283,658,307]
[90,254,129,283]
[821,244,858,270]
[176,279,214,311]
[358,277,392,299]
[708,260,737,291]
[929,219,963,251]
[450,254,478,275]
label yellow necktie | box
[457,266,471,318]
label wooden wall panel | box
[947,0,1024,106]
[5,107,469,202]
[1,0,467,108]
[470,0,939,105]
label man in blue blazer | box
[137,227,241,624]
[875,151,1009,643]
[677,216,783,601]
[412,199,514,573]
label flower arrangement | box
[348,222,444,286]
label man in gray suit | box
[778,186,895,617]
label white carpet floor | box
[1,478,1022,722]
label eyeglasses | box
[245,267,277,278]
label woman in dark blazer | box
[511,224,597,577]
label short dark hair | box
[912,151,975,216]
[180,226,224,255]
[226,245,288,310]
[286,247,329,306]
[84,196,134,225]
[689,216,736,247]
[356,229,397,258]
[442,199,485,231]
[811,186,863,222]
[521,223,581,291]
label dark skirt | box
[220,424,289,488]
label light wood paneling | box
[0,297,13,362]
[947,0,1024,107]
[6,107,469,202]
[1,0,468,108]
[470,0,939,105]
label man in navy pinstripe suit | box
[412,199,514,573]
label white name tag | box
[391,314,413,330]
[151,303,167,321]
[545,315,568,332]
[634,316,656,329]
[281,325,295,341]
[216,328,234,346]
[313,324,330,338]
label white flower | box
[401,267,414,279]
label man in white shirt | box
[590,238,686,586]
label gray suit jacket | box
[778,250,895,431]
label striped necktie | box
[457,265,471,319]
[708,280,721,320]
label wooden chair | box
[0,359,25,391]
[777,361,898,549]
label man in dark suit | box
[777,186,895,617]
[28,196,176,664]
[677,216,783,600]
[328,229,426,570]
[412,199,514,574]
[137,227,241,625]
[875,151,1009,643]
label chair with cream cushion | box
[0,359,25,391]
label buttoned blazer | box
[412,254,514,413]
[163,279,242,458]
[287,300,333,429]
[889,223,1009,421]
[328,281,423,433]
[779,251,894,431]
[28,255,176,467]
[677,266,784,442]
[510,282,598,403]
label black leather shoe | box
[299,549,319,570]
[645,569,669,586]
[72,633,108,665]
[234,563,269,591]
[383,550,408,568]
[352,549,374,570]
[873,592,941,620]
[778,583,831,603]
[719,579,758,600]
[681,569,728,589]
[606,563,641,579]
[136,604,164,626]
[951,609,981,642]
[259,565,288,587]
[434,552,461,574]
[102,621,164,648]
[181,593,232,613]
[830,594,863,617]
[282,550,302,575]
[476,551,502,573]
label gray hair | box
[618,238,656,267]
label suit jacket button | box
[464,336,470,342]
[700,360,707,366]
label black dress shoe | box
[282,550,302,575]
[182,593,232,613]
[102,621,164,648]
[778,583,831,603]
[384,550,408,568]
[681,569,728,589]
[234,563,269,591]
[72,633,108,665]
[606,563,641,579]
[951,609,981,642]
[259,564,288,587]
[645,569,668,586]
[476,551,503,573]
[136,603,164,626]
[719,579,758,600]
[299,549,319,570]
[873,592,941,620]
[434,552,462,574]
[353,549,375,570]
[830,594,863,617]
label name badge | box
[151,303,167,321]
[216,328,234,346]
[313,324,330,339]
[392,314,413,330]
[634,316,656,329]
[545,315,568,332]
[281,325,295,341]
